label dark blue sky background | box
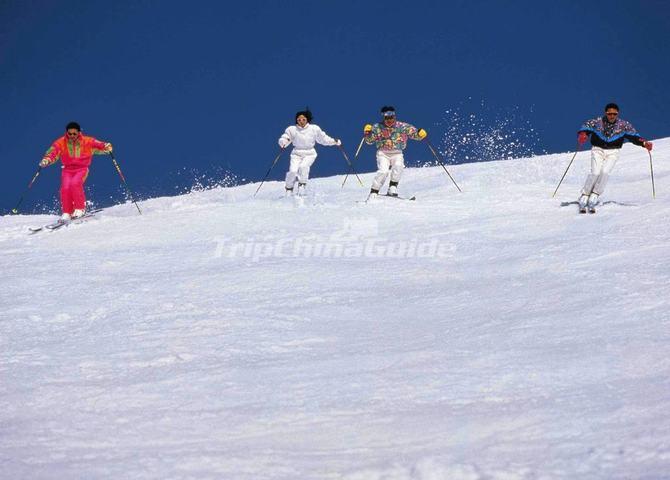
[2,0,669,213]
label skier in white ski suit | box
[576,103,653,212]
[278,110,340,195]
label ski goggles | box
[382,112,396,118]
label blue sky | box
[2,0,669,213]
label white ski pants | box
[285,148,317,189]
[581,146,620,196]
[371,150,405,191]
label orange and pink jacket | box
[42,133,108,169]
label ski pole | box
[109,152,142,215]
[552,145,581,198]
[254,148,286,197]
[425,139,462,192]
[337,144,364,187]
[648,150,656,199]
[342,136,366,188]
[11,166,42,214]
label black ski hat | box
[604,103,619,112]
[381,105,396,117]
[66,121,81,131]
[295,108,313,123]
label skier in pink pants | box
[39,122,112,221]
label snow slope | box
[2,140,670,480]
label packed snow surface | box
[2,140,670,479]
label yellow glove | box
[417,128,427,140]
[104,143,113,153]
[39,158,50,168]
[363,124,373,135]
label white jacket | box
[278,123,337,150]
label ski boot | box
[366,188,380,203]
[387,182,399,197]
[587,193,599,214]
[578,194,588,214]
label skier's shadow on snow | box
[560,200,638,208]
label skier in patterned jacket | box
[363,106,426,199]
[39,122,112,221]
[278,109,340,196]
[576,103,653,212]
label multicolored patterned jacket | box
[579,117,645,150]
[42,132,109,169]
[364,121,422,151]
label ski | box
[356,194,416,203]
[29,219,68,233]
[561,200,636,209]
[28,210,101,234]
[384,194,416,201]
[358,194,417,204]
[45,219,72,231]
[28,225,51,234]
[561,201,580,208]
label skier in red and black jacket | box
[575,103,652,213]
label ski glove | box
[278,138,290,148]
[577,132,589,146]
[39,158,50,168]
[417,128,427,140]
[334,139,342,146]
[104,143,113,153]
[363,124,373,135]
[644,141,653,151]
